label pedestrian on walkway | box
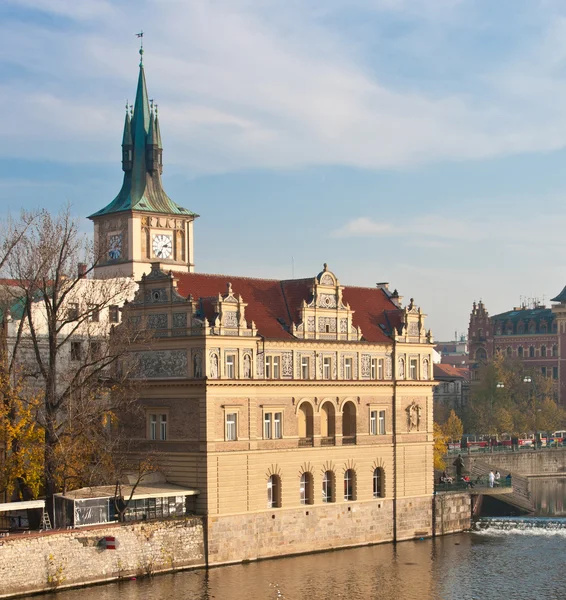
[489,470,495,488]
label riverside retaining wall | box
[0,517,205,598]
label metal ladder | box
[40,510,52,531]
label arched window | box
[342,401,357,441]
[476,348,487,362]
[529,346,535,358]
[373,468,384,498]
[344,469,356,501]
[298,402,314,443]
[553,345,558,358]
[541,345,547,358]
[300,472,313,505]
[496,323,502,335]
[540,321,548,334]
[552,322,558,333]
[518,346,523,358]
[506,347,513,357]
[529,322,536,334]
[495,347,501,355]
[322,471,335,503]
[267,475,281,509]
[506,322,513,335]
[517,322,525,334]
[320,401,336,439]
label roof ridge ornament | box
[136,31,144,66]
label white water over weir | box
[475,516,566,533]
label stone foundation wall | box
[0,517,204,599]
[207,495,433,565]
[433,492,471,535]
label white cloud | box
[2,0,566,173]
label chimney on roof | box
[376,282,389,290]
[77,263,87,279]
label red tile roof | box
[173,272,400,343]
[434,363,469,380]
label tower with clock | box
[89,51,198,280]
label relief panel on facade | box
[318,317,337,333]
[137,350,188,378]
[148,313,168,329]
[282,352,293,378]
[318,293,337,309]
[361,354,371,379]
[172,312,187,328]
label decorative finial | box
[125,100,129,113]
[323,262,328,271]
[154,103,158,115]
[136,31,144,65]
[227,282,233,295]
[129,104,133,117]
[150,99,154,111]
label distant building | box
[433,363,470,417]
[434,335,469,370]
[468,299,565,403]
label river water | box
[45,478,566,600]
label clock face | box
[152,234,173,259]
[108,234,122,260]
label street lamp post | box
[523,375,538,450]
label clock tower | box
[89,51,198,280]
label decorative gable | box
[292,264,362,341]
[395,298,433,344]
[211,282,257,337]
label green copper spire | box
[89,60,197,219]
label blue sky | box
[3,0,566,340]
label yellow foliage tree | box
[0,370,44,500]
[442,410,464,442]
[433,423,448,471]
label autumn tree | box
[4,206,142,508]
[433,423,448,471]
[442,410,464,442]
[466,353,565,436]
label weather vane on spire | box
[136,31,144,64]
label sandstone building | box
[2,53,437,562]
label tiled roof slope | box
[173,272,401,343]
[434,363,468,380]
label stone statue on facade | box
[243,354,251,379]
[194,352,202,378]
[406,401,422,431]
[210,353,218,379]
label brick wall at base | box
[0,517,204,599]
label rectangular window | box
[263,412,283,439]
[109,305,119,323]
[160,414,167,441]
[344,358,353,380]
[226,413,237,441]
[410,358,418,380]
[265,356,280,379]
[378,359,384,380]
[553,367,558,380]
[541,366,547,377]
[379,410,386,435]
[88,341,102,360]
[67,302,79,321]
[370,410,377,435]
[274,412,282,439]
[323,357,331,380]
[370,358,377,380]
[87,304,100,322]
[264,413,272,439]
[301,356,309,379]
[70,341,82,362]
[149,413,167,441]
[226,354,235,379]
